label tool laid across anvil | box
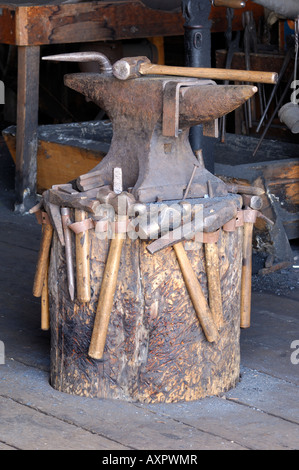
[43,52,261,204]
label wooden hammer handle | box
[33,224,53,298]
[75,210,91,303]
[212,0,245,8]
[88,233,125,360]
[204,242,224,330]
[173,242,219,343]
[240,222,253,328]
[140,63,278,85]
[41,259,50,331]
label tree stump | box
[48,219,243,404]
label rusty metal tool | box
[47,186,101,215]
[61,207,75,301]
[41,191,65,247]
[225,183,265,196]
[147,197,240,254]
[88,169,133,360]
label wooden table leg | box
[15,45,40,212]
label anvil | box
[44,52,257,203]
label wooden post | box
[15,46,40,212]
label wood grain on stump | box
[49,223,243,403]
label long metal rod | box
[253,72,294,157]
[256,47,293,132]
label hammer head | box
[112,56,151,80]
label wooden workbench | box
[0,0,264,211]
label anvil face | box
[65,73,256,202]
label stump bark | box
[49,223,243,403]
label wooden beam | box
[0,0,265,46]
[15,45,40,211]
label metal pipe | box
[182,0,214,174]
[256,47,293,133]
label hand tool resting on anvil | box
[43,52,260,204]
[112,56,277,84]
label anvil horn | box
[179,84,257,127]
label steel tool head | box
[42,52,113,75]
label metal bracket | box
[162,80,199,137]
